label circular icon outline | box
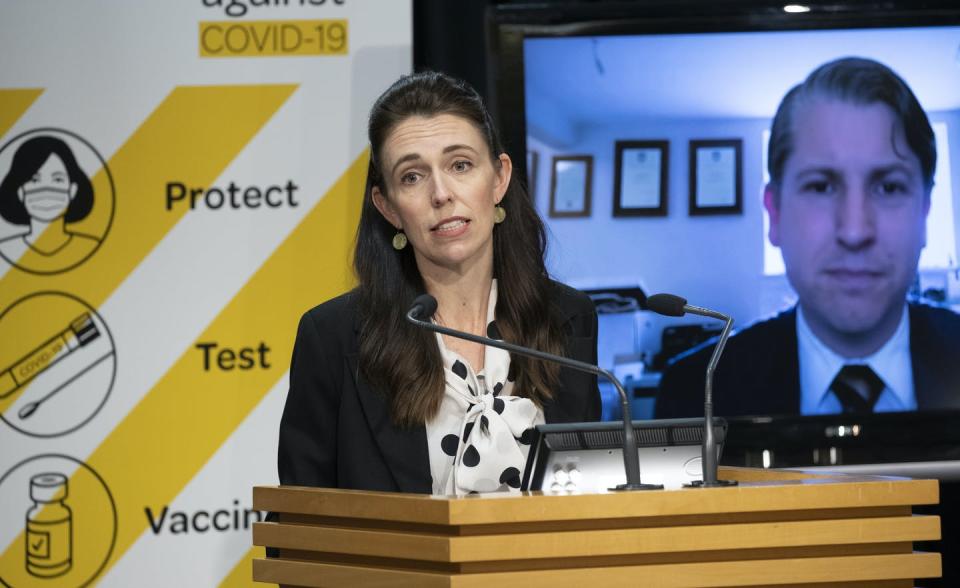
[0,127,116,276]
[0,291,117,438]
[0,453,118,588]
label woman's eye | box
[452,160,472,173]
[400,172,420,185]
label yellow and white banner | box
[0,1,411,586]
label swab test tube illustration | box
[0,314,101,399]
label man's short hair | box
[767,57,936,191]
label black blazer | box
[277,281,600,493]
[655,303,960,418]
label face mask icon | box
[25,472,73,578]
[0,131,114,274]
[21,186,74,221]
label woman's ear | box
[371,185,401,229]
[69,182,78,200]
[17,185,25,202]
[494,153,512,205]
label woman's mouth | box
[432,218,470,234]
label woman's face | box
[372,114,511,275]
[18,153,77,222]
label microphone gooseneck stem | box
[406,307,652,490]
[604,366,643,489]
[690,305,733,487]
[646,293,737,488]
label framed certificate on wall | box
[549,155,593,218]
[689,139,742,215]
[614,140,668,217]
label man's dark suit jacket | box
[655,303,960,418]
[277,281,600,493]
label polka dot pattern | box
[425,279,543,495]
[441,434,459,456]
[463,445,480,467]
[518,428,535,445]
[499,467,521,488]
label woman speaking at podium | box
[278,72,599,495]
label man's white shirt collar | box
[797,304,916,414]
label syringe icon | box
[0,314,101,399]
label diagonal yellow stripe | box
[0,88,43,139]
[0,151,366,585]
[96,152,364,582]
[219,546,264,587]
[0,85,297,415]
[0,84,298,308]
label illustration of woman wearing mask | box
[0,135,101,273]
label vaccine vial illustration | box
[25,472,73,577]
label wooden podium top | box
[252,467,941,587]
[255,466,938,525]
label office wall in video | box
[523,26,960,418]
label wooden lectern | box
[252,467,941,587]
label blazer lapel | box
[909,305,949,410]
[730,308,799,416]
[345,352,432,493]
[775,308,802,415]
[542,287,594,423]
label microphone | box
[407,294,661,491]
[409,294,438,321]
[646,293,737,487]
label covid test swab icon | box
[18,351,114,420]
[0,314,101,405]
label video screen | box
[522,25,960,420]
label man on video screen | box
[656,57,960,418]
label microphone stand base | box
[683,479,738,488]
[609,483,664,491]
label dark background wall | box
[413,0,492,99]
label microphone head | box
[646,293,688,317]
[411,294,438,319]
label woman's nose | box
[430,173,455,207]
